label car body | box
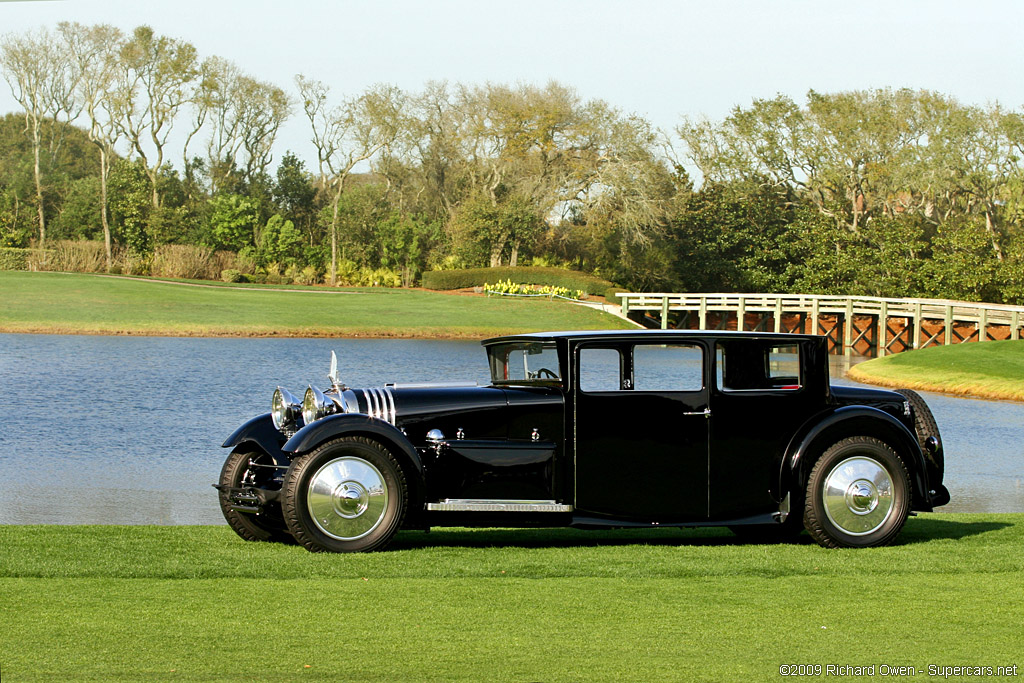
[216,330,949,551]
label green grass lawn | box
[0,271,634,338]
[1,517,1022,681]
[849,340,1024,401]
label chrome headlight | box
[271,387,302,431]
[302,385,332,425]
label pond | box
[0,333,1021,524]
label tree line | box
[3,23,1024,302]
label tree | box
[111,26,199,209]
[198,60,291,192]
[677,89,935,235]
[447,192,543,267]
[376,212,442,286]
[256,213,302,267]
[60,21,124,269]
[107,158,151,255]
[273,151,318,240]
[296,76,404,284]
[0,26,83,245]
[206,193,259,252]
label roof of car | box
[481,329,823,345]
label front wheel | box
[804,437,910,548]
[281,436,407,552]
[217,449,294,544]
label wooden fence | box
[617,293,1024,356]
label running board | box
[426,499,573,513]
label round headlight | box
[271,387,301,431]
[302,385,330,425]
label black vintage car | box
[216,330,949,552]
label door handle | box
[682,408,711,418]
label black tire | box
[895,388,944,476]
[218,449,295,544]
[804,436,910,548]
[281,436,407,553]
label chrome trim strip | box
[371,388,382,420]
[383,386,396,424]
[426,499,573,513]
[360,389,372,417]
[386,381,479,389]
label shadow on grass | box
[895,518,1012,545]
[386,517,1012,551]
[389,526,784,551]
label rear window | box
[716,342,802,391]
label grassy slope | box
[1,518,1022,681]
[849,339,1024,402]
[0,271,633,338]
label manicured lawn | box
[849,340,1024,401]
[1,517,1022,681]
[0,271,633,338]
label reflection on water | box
[0,334,1021,523]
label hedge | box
[0,247,51,271]
[422,267,618,296]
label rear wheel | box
[804,437,910,548]
[217,449,294,544]
[282,436,407,553]
[895,388,944,475]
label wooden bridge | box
[617,292,1024,356]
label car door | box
[572,340,709,521]
[708,339,825,519]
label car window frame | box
[575,340,706,394]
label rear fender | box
[782,406,932,511]
[283,413,426,515]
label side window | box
[717,342,802,391]
[766,344,801,388]
[633,344,703,391]
[579,348,623,392]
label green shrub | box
[333,260,402,287]
[603,286,631,302]
[262,262,291,285]
[220,269,248,283]
[0,247,31,270]
[286,264,320,286]
[367,267,402,288]
[422,267,616,295]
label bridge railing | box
[616,292,1024,355]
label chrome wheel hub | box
[307,457,388,540]
[822,456,894,536]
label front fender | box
[221,413,290,466]
[782,406,932,510]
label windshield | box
[488,342,561,383]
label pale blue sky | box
[2,0,1022,168]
